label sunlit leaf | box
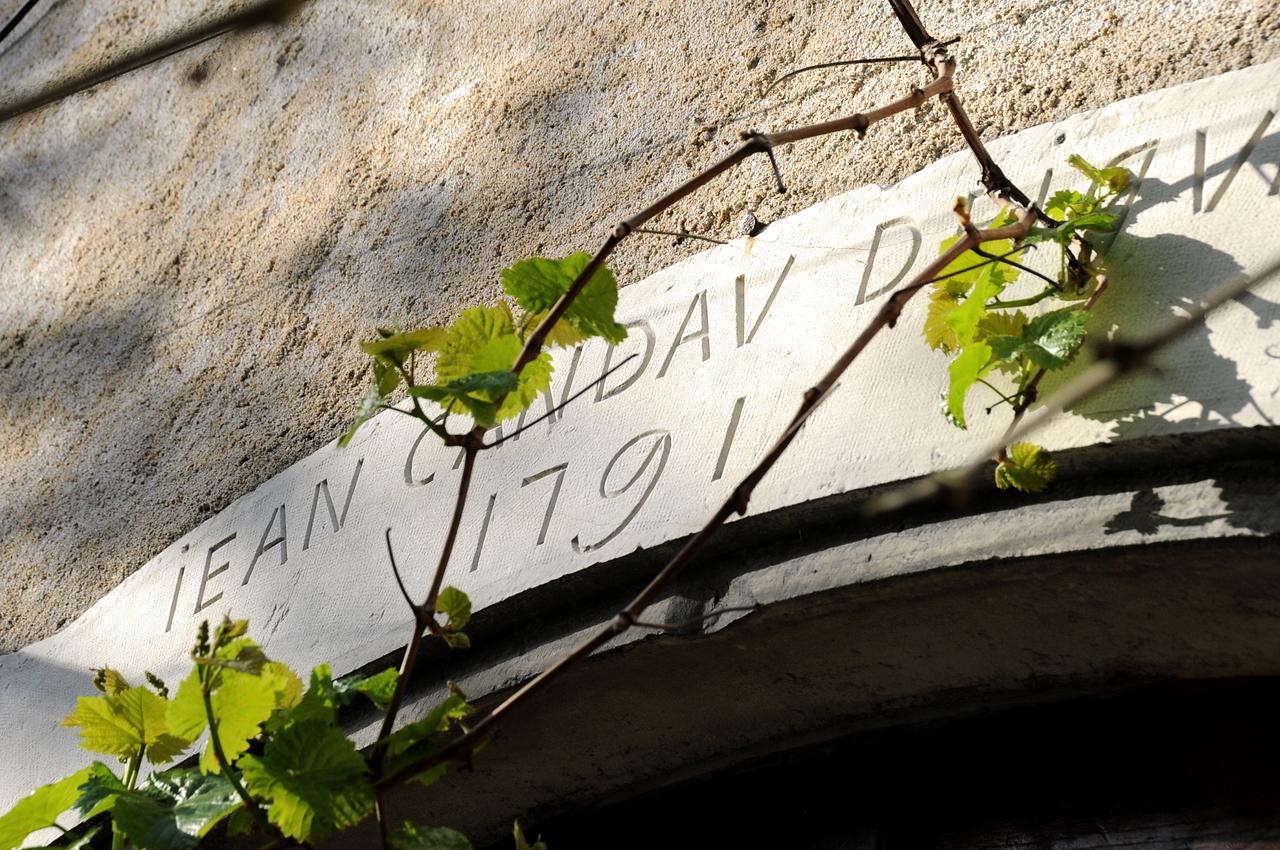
[995,443,1058,492]
[944,342,993,430]
[61,686,190,765]
[987,308,1088,370]
[502,254,628,345]
[0,767,93,850]
[239,721,372,842]
[361,328,448,365]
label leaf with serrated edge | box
[989,308,1088,371]
[167,668,279,774]
[240,721,372,842]
[501,254,627,345]
[109,770,242,850]
[0,767,94,850]
[944,264,1005,348]
[351,668,399,710]
[436,305,516,384]
[61,686,190,765]
[361,328,447,364]
[995,443,1058,492]
[436,587,472,631]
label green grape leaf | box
[513,821,547,850]
[502,254,628,345]
[933,207,1022,289]
[383,691,473,781]
[75,763,127,820]
[342,667,399,710]
[373,357,401,397]
[60,686,190,765]
[340,381,384,448]
[391,822,473,850]
[945,342,994,430]
[1045,189,1092,220]
[107,771,242,850]
[361,328,448,365]
[923,283,965,353]
[440,631,471,650]
[436,305,517,384]
[413,342,551,426]
[167,668,279,774]
[0,767,94,850]
[987,308,1088,371]
[436,587,472,632]
[239,721,373,842]
[995,443,1058,492]
[977,311,1029,375]
[1067,154,1130,195]
[944,264,1006,347]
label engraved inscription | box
[303,459,364,550]
[242,505,287,586]
[735,255,794,347]
[597,320,655,401]
[657,291,710,378]
[713,396,746,482]
[856,217,921,306]
[521,463,568,546]
[572,430,672,553]
[194,533,237,615]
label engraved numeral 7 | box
[522,463,568,546]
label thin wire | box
[633,227,728,246]
[0,0,305,123]
[483,353,640,448]
[0,0,39,47]
[762,38,960,98]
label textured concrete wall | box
[0,0,1275,652]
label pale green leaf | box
[361,328,448,365]
[436,305,516,385]
[995,443,1058,492]
[0,767,93,850]
[502,254,628,345]
[167,668,279,774]
[436,587,471,631]
[61,686,189,765]
[944,264,1006,347]
[240,721,372,842]
[945,342,993,430]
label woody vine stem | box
[367,0,1055,823]
[5,0,1278,848]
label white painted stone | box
[3,60,1279,817]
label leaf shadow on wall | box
[1036,141,1280,536]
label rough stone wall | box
[0,0,1275,652]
